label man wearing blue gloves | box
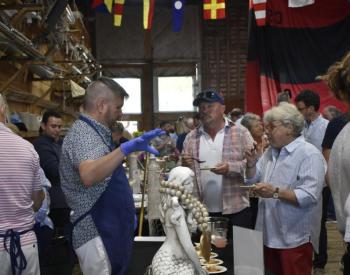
[60,77,163,275]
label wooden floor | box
[72,222,345,275]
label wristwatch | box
[272,187,279,199]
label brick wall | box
[201,0,249,112]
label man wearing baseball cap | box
[182,89,255,238]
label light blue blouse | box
[246,136,325,250]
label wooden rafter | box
[1,64,27,95]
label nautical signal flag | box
[91,0,108,13]
[250,0,267,26]
[104,0,113,13]
[203,0,226,20]
[173,0,186,32]
[92,0,125,27]
[144,0,155,29]
[113,0,125,26]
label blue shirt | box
[247,136,325,249]
[302,115,328,152]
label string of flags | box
[91,0,316,30]
[91,0,227,30]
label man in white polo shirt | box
[181,89,255,237]
[0,93,44,275]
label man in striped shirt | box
[181,89,255,238]
[0,94,44,275]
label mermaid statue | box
[150,166,209,275]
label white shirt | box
[329,122,350,241]
[344,194,350,243]
[199,122,227,212]
[302,115,329,152]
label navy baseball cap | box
[193,90,224,106]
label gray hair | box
[83,77,129,111]
[240,112,261,132]
[324,105,341,119]
[264,102,304,137]
[110,121,124,134]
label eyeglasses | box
[265,121,282,132]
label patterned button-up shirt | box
[182,119,254,214]
[60,114,113,249]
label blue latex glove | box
[120,128,164,156]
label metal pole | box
[138,153,150,236]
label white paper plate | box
[133,193,147,202]
[200,258,223,266]
[199,252,218,259]
[204,265,227,274]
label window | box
[114,78,141,114]
[120,121,138,135]
[156,76,195,112]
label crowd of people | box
[1,49,350,275]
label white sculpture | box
[150,166,209,275]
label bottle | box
[128,152,141,194]
[147,154,161,220]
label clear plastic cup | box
[208,217,228,248]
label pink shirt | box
[0,123,41,250]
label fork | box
[189,157,206,164]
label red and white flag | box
[251,0,267,26]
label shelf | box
[19,130,38,138]
[6,89,59,109]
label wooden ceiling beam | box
[0,57,87,65]
[0,3,43,10]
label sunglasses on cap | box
[193,90,224,106]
